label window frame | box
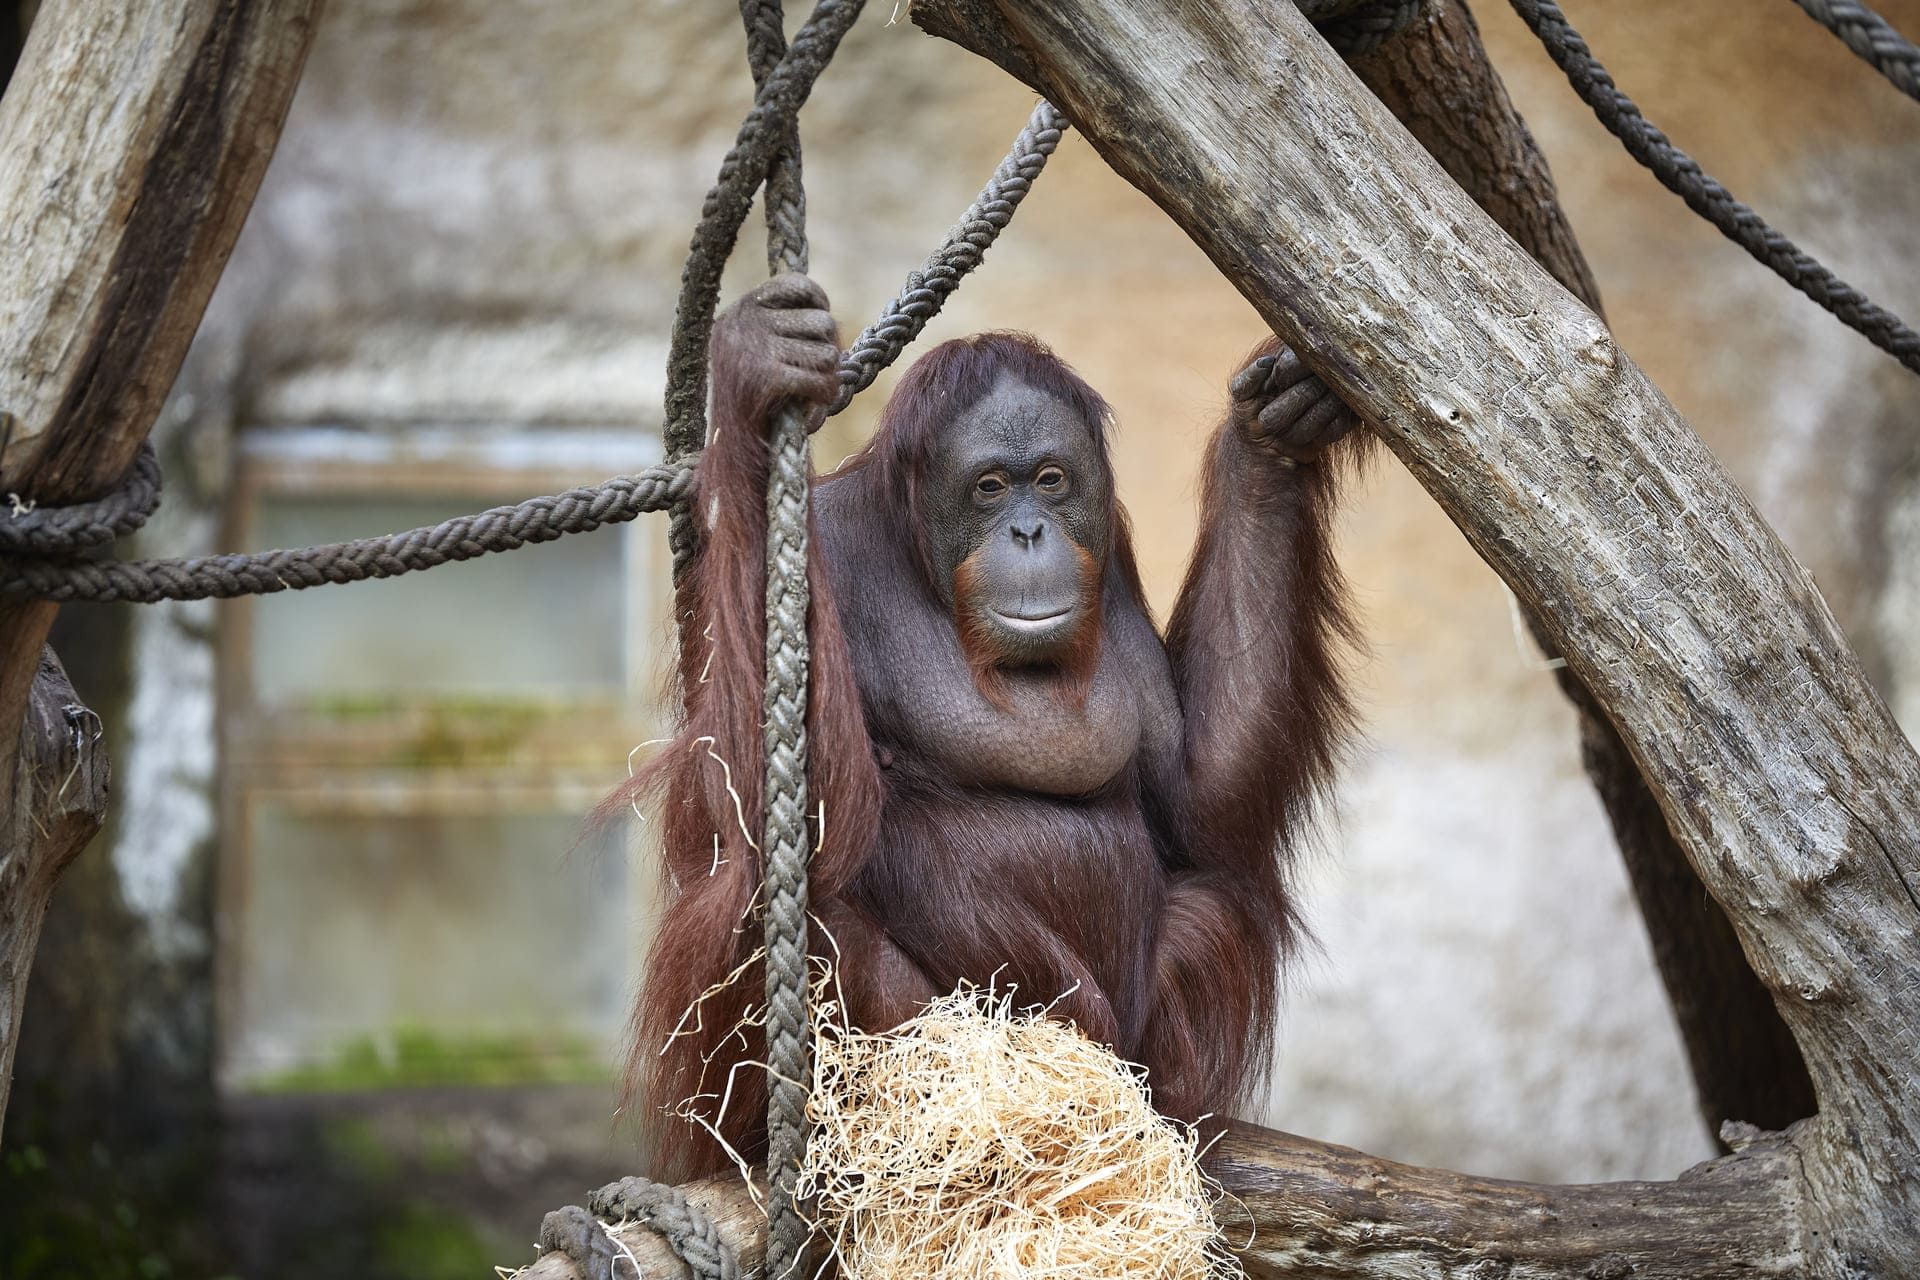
[213,423,671,1090]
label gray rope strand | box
[828,100,1068,414]
[739,4,819,1273]
[760,402,814,1280]
[0,457,697,603]
[1511,0,1920,377]
[741,0,811,274]
[1789,0,1920,102]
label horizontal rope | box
[0,103,1064,605]
[0,455,697,603]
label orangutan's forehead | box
[933,374,1097,472]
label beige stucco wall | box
[168,0,1920,1184]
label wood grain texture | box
[0,0,322,1130]
[905,1,1919,1272]
[1347,0,1815,1142]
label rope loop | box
[0,441,161,555]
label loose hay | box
[798,986,1241,1280]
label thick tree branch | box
[1347,0,1814,1141]
[902,1,1918,1272]
[0,0,323,1130]
[512,1121,1800,1279]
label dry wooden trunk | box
[1346,0,1814,1142]
[0,0,323,1136]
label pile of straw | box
[799,986,1239,1280]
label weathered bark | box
[0,0,323,1130]
[512,1121,1800,1280]
[0,648,107,1144]
[898,2,1919,1274]
[1347,0,1814,1142]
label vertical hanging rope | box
[758,398,815,1280]
[739,6,824,1280]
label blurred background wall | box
[6,1,1919,1275]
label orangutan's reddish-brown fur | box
[616,308,1364,1182]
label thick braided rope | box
[739,0,824,1273]
[589,1177,741,1280]
[760,401,813,1280]
[0,441,161,554]
[828,100,1068,414]
[1296,0,1426,56]
[0,458,696,603]
[1512,0,1920,376]
[742,0,811,275]
[1790,0,1920,102]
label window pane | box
[226,807,641,1087]
[248,496,628,705]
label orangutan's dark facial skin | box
[923,376,1111,666]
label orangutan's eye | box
[1036,466,1067,494]
[976,473,1008,499]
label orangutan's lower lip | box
[991,608,1070,630]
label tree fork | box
[1345,0,1814,1142]
[892,0,1919,1273]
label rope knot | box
[0,441,162,556]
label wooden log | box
[509,1121,1799,1280]
[901,1,1918,1273]
[1346,0,1813,1142]
[0,0,323,1130]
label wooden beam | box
[0,0,324,1130]
[903,0,1917,1270]
[510,1122,1798,1280]
[1346,0,1813,1141]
